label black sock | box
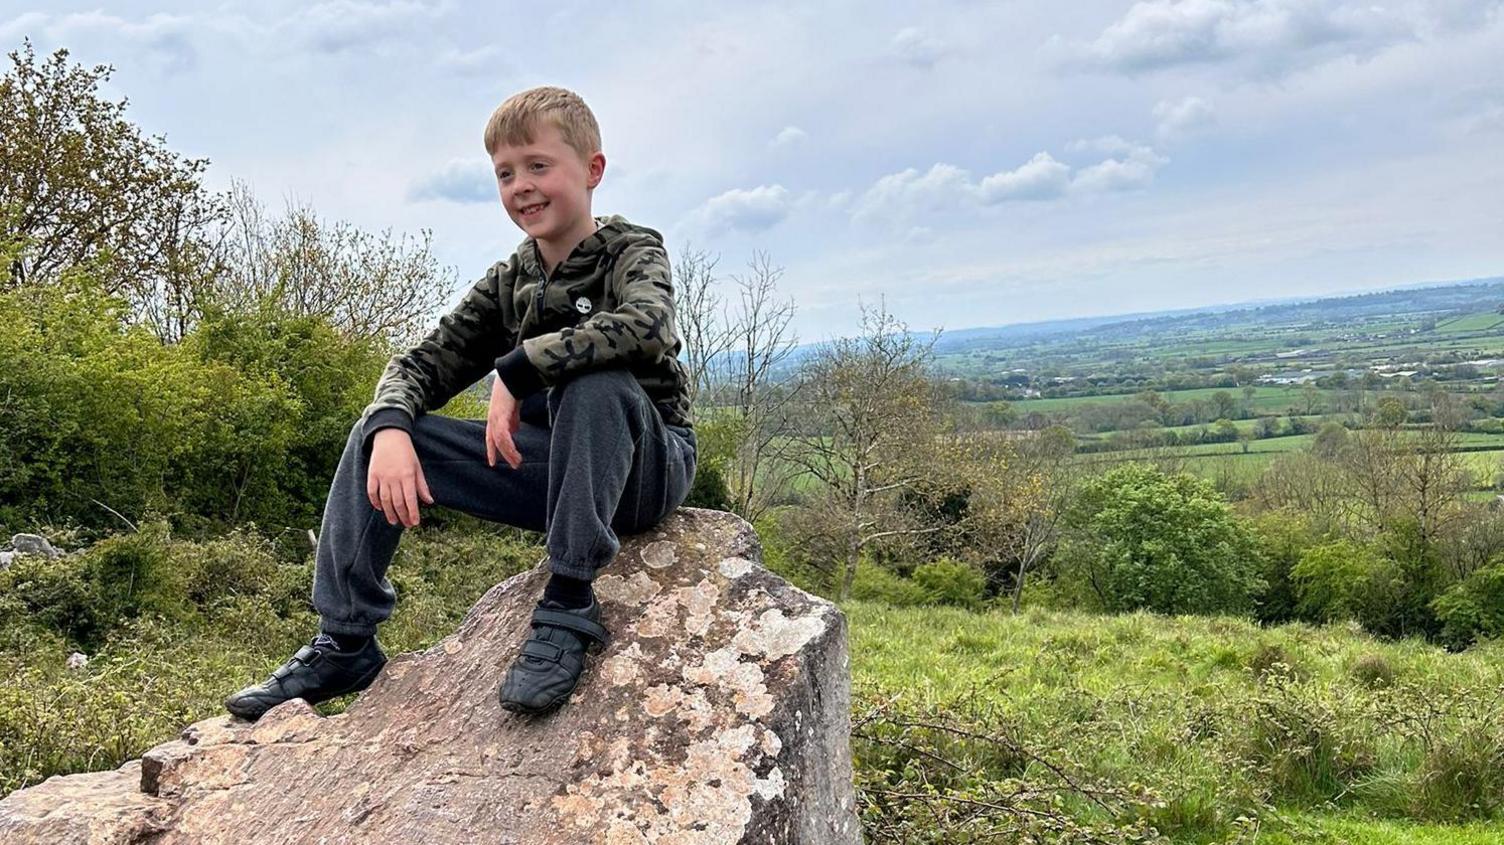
[542,572,594,609]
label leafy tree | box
[1,41,222,339]
[782,301,955,600]
[1432,562,1504,649]
[1060,464,1265,615]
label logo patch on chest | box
[574,296,592,314]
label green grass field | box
[1436,312,1504,333]
[845,602,1504,843]
[1014,386,1332,415]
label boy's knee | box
[557,368,638,403]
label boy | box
[224,86,697,720]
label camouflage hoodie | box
[358,214,693,444]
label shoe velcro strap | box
[530,609,608,645]
[520,639,565,664]
[293,645,321,664]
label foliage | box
[1246,508,1322,624]
[0,281,384,533]
[1431,562,1504,650]
[910,556,988,609]
[1060,464,1265,615]
[0,516,540,795]
[0,41,222,339]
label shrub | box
[1241,669,1377,805]
[1062,464,1265,615]
[849,562,931,607]
[0,282,384,534]
[911,557,987,609]
[1349,653,1396,689]
[1431,562,1504,650]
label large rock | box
[9,533,61,558]
[0,508,861,844]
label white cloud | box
[891,26,947,67]
[689,184,793,234]
[407,158,496,203]
[1070,141,1169,193]
[851,140,1169,224]
[8,11,199,72]
[0,13,47,41]
[290,0,443,53]
[437,44,512,77]
[1071,0,1421,76]
[769,125,807,148]
[977,152,1072,202]
[1154,96,1216,141]
[851,163,972,224]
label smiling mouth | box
[519,201,548,219]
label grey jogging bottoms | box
[312,367,697,636]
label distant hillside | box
[928,275,1504,354]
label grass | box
[1436,312,1504,333]
[1013,386,1321,414]
[843,601,1504,842]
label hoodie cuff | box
[361,407,414,451]
[495,347,546,400]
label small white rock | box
[66,652,89,671]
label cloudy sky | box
[5,1,1502,342]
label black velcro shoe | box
[498,597,610,715]
[224,633,387,721]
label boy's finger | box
[390,481,409,527]
[500,429,521,469]
[379,484,399,526]
[416,466,434,505]
[485,421,496,467]
[367,472,381,511]
[402,476,420,527]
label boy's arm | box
[493,231,677,398]
[359,260,514,445]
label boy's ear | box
[587,152,606,189]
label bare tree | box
[672,247,801,521]
[672,242,731,408]
[210,181,457,348]
[721,251,801,520]
[784,300,953,600]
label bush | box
[911,556,987,609]
[0,516,543,796]
[1060,464,1265,615]
[1247,509,1321,624]
[1291,540,1393,623]
[0,282,384,533]
[848,562,931,607]
[1431,562,1504,650]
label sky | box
[4,1,1502,344]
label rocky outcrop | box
[0,508,862,844]
[1,533,63,570]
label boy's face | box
[490,120,605,244]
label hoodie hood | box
[515,214,665,281]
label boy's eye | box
[531,162,547,171]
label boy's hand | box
[486,379,523,470]
[367,428,434,527]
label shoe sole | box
[226,658,387,721]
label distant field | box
[1437,311,1504,333]
[1012,385,1322,414]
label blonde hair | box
[483,86,601,164]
